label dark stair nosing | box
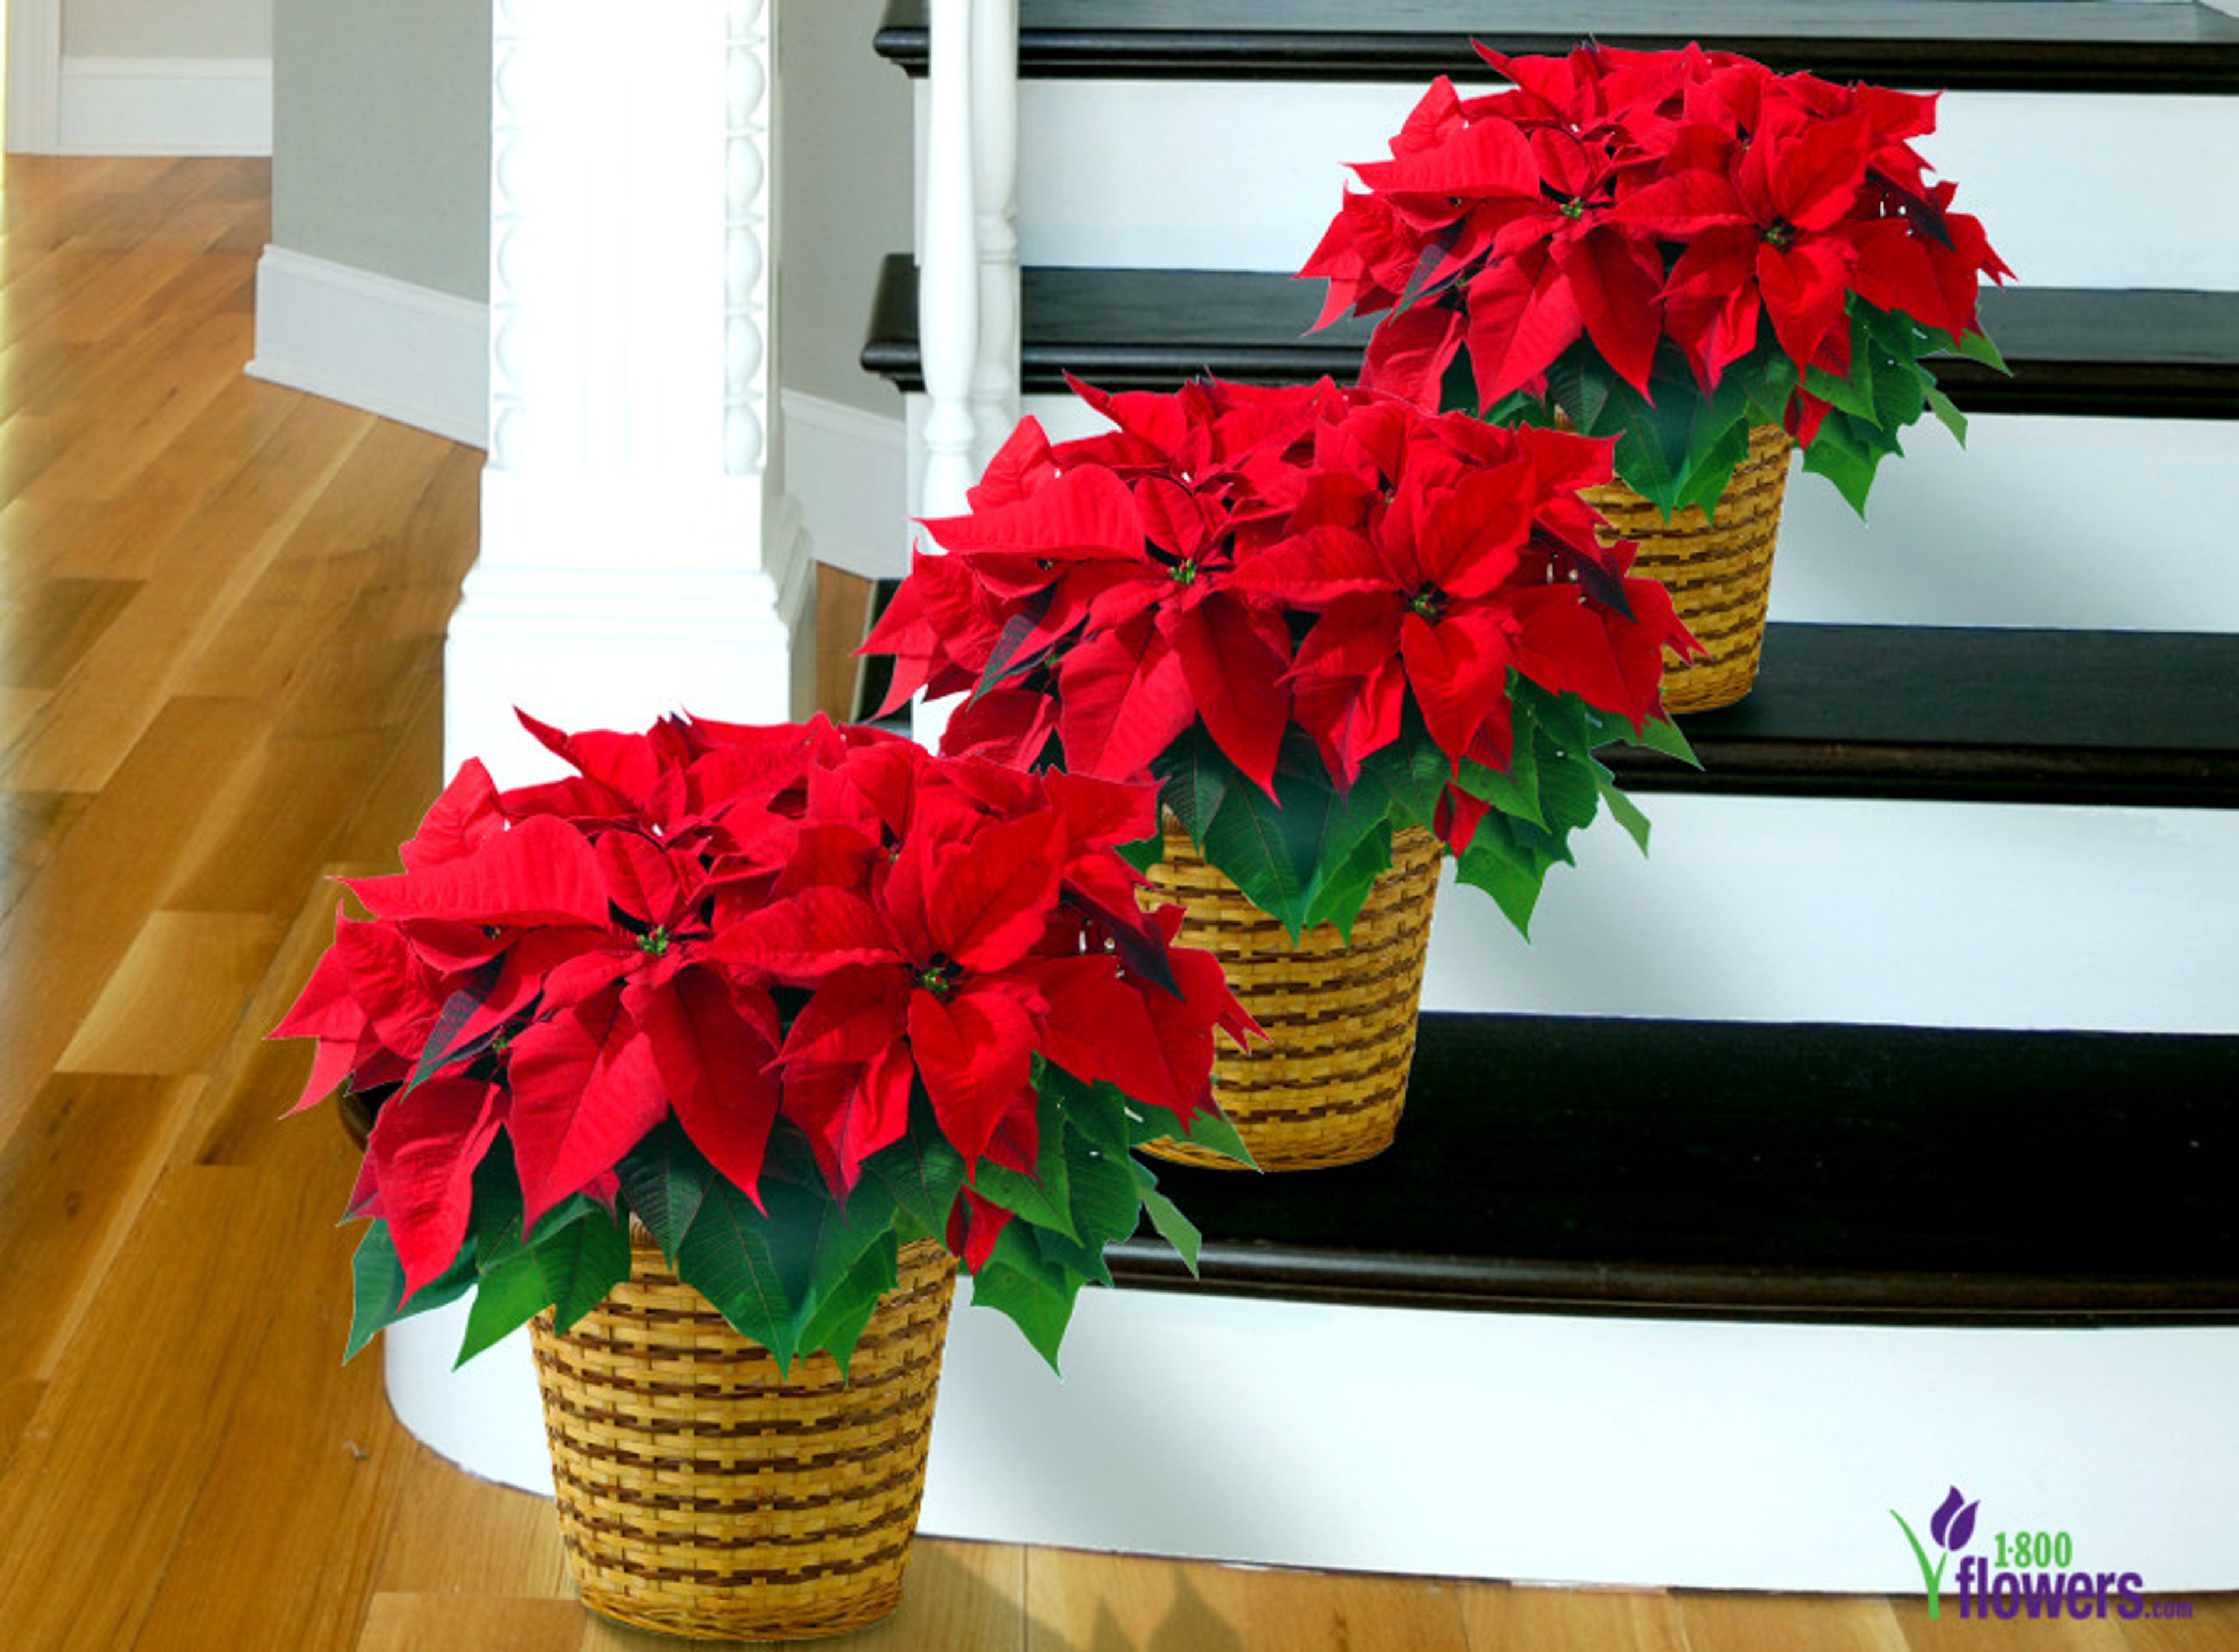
[862,261,2239,422]
[1102,1012,2239,1327]
[1608,623,2239,811]
[876,0,2239,94]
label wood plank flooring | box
[1,153,2228,1650]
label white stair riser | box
[1422,796,2239,1033]
[976,83,2239,289]
[925,1288,2239,1593]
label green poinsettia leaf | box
[1132,1093,1257,1168]
[1451,814,1557,937]
[1952,326,2009,374]
[1198,775,1312,934]
[1133,1170,1203,1276]
[970,1108,1077,1242]
[1799,416,1883,518]
[1301,822,1396,940]
[1676,400,1756,522]
[674,1177,806,1369]
[1459,742,1543,828]
[1545,348,1616,436]
[1201,741,1399,939]
[613,1116,715,1265]
[1536,755,1604,837]
[1631,713,1699,768]
[1062,1131,1146,1256]
[795,1240,900,1383]
[1038,1060,1131,1160]
[1607,386,1697,518]
[457,1244,552,1367]
[1358,731,1450,833]
[1924,382,1968,447]
[1804,359,1876,423]
[1596,772,1654,855]
[1153,724,1234,849]
[1870,352,1931,436]
[868,1121,968,1244]
[346,1221,476,1361]
[968,1227,1086,1374]
[464,1138,528,1266]
[1115,833,1162,875]
[532,1202,631,1332]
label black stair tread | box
[876,0,2239,93]
[862,260,2239,420]
[1606,623,2239,809]
[1105,1012,2239,1325]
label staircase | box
[865,1,2239,1591]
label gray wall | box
[66,0,269,57]
[265,0,911,408]
[778,0,914,416]
[271,0,490,301]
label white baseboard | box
[782,391,908,581]
[243,258,904,567]
[247,247,488,448]
[58,55,271,156]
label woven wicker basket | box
[1583,422,1795,715]
[529,1235,959,1642]
[1139,821,1443,1172]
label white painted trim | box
[781,392,909,580]
[247,246,489,448]
[56,56,272,157]
[6,0,63,152]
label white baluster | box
[970,0,1020,470]
[915,0,980,746]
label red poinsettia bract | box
[864,376,1690,851]
[1303,41,2011,447]
[273,714,1252,1302]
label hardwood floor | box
[1,154,2229,1650]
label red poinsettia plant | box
[1303,40,2012,518]
[273,712,1254,1373]
[864,375,1695,938]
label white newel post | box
[394,0,806,1492]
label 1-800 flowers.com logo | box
[1891,1487,2194,1621]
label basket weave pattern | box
[1140,822,1443,1171]
[1584,422,1794,715]
[529,1236,958,1642]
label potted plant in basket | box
[1302,40,2012,711]
[273,710,1254,1642]
[864,374,1694,1171]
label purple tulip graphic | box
[1930,1486,1981,1552]
[1893,1485,1982,1618]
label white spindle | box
[920,0,980,521]
[969,0,1021,469]
[915,0,981,746]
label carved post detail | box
[448,0,809,787]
